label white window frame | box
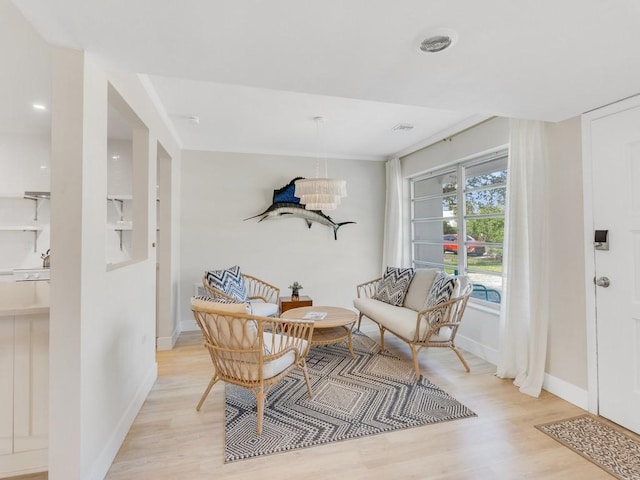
[410,148,508,309]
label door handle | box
[594,276,610,288]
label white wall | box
[545,117,587,389]
[0,133,51,272]
[402,117,511,178]
[179,150,385,328]
[400,116,588,401]
[49,48,181,480]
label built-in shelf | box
[0,193,49,253]
[24,191,51,199]
[107,221,132,250]
[107,195,132,251]
[1,191,50,221]
[106,194,132,201]
[0,226,42,231]
[107,222,132,231]
[0,226,43,252]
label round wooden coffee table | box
[280,306,357,358]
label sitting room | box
[2,1,640,479]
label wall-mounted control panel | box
[594,230,609,251]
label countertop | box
[0,281,50,316]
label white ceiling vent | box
[419,28,459,53]
[391,123,414,133]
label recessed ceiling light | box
[32,103,47,111]
[112,154,120,160]
[419,28,459,53]
[40,165,47,169]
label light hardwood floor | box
[14,322,631,479]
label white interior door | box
[590,100,640,434]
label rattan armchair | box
[202,272,280,316]
[191,300,314,435]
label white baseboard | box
[543,373,589,410]
[156,324,181,350]
[0,448,47,478]
[455,334,498,365]
[456,335,588,409]
[86,361,158,480]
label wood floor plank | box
[8,322,618,479]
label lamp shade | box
[294,178,347,197]
[294,178,347,211]
[297,193,341,211]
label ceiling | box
[7,0,640,160]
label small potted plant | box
[289,281,303,300]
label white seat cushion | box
[354,297,451,342]
[240,332,308,381]
[249,300,279,317]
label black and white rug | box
[224,332,476,462]
[536,415,640,480]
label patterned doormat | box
[536,415,640,479]
[224,331,476,462]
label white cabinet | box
[0,319,13,456]
[14,315,48,452]
[0,313,48,476]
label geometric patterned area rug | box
[224,331,476,462]
[536,415,640,480]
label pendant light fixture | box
[295,116,347,211]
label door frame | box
[581,93,640,414]
[155,141,177,350]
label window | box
[411,150,507,305]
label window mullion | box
[457,164,466,275]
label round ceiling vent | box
[419,28,458,53]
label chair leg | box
[356,312,364,331]
[408,344,421,380]
[378,323,386,351]
[300,359,313,398]
[256,386,264,435]
[450,346,471,372]
[196,375,219,411]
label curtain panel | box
[496,119,550,397]
[382,157,404,272]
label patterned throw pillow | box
[423,272,458,328]
[425,272,458,308]
[205,265,249,302]
[373,267,415,306]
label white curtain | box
[382,157,403,271]
[496,119,550,397]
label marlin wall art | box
[245,177,355,240]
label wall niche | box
[106,84,150,269]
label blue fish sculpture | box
[245,177,355,240]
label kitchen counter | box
[0,281,50,316]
